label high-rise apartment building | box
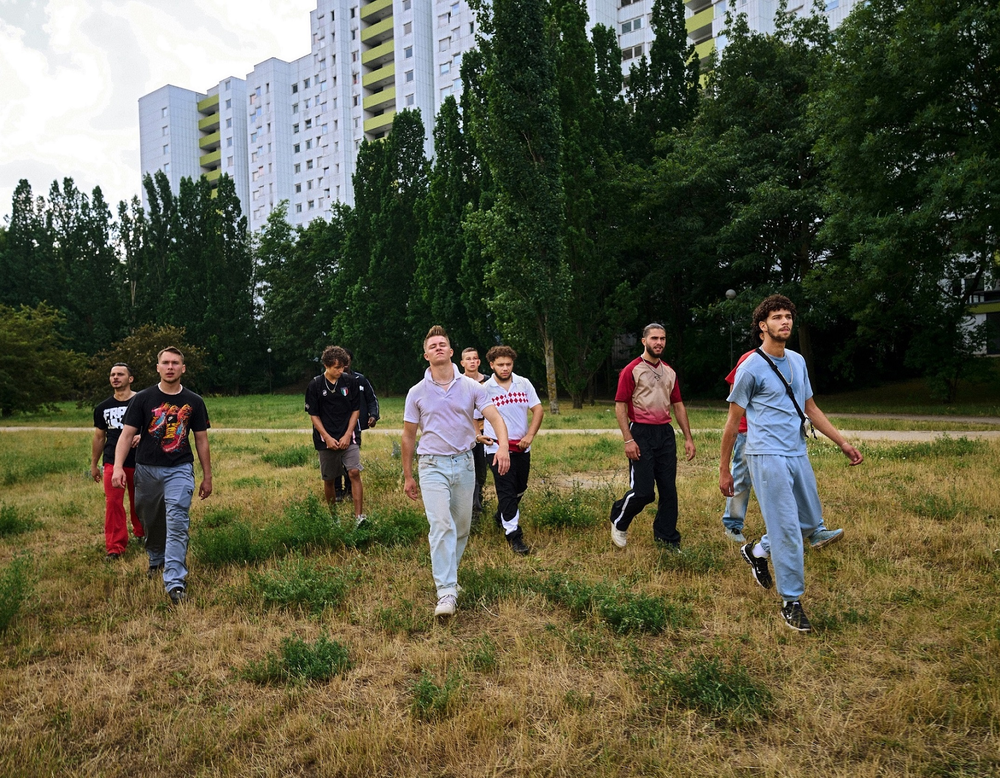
[139,0,858,232]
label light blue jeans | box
[418,451,475,598]
[722,432,750,532]
[747,454,824,602]
[135,463,195,594]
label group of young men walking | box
[93,295,860,631]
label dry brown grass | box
[1,429,998,777]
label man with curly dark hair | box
[720,295,863,633]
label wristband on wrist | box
[624,439,634,445]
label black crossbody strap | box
[754,348,809,430]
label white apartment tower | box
[139,0,859,232]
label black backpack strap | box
[754,348,814,437]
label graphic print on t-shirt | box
[148,402,193,454]
[102,405,128,430]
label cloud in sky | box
[0,0,317,223]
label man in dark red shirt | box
[610,323,696,551]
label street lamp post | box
[725,289,737,366]
[267,348,273,394]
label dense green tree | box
[814,0,999,401]
[258,202,345,383]
[467,0,568,412]
[0,304,85,416]
[0,180,58,312]
[331,109,428,392]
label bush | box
[193,520,280,566]
[241,633,351,684]
[0,553,35,633]
[530,486,604,530]
[409,670,463,720]
[345,507,425,549]
[0,503,41,537]
[249,555,353,614]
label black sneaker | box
[105,552,122,562]
[147,564,164,580]
[740,540,773,589]
[781,601,812,632]
[507,535,530,556]
[168,587,186,605]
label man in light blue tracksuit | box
[719,295,863,633]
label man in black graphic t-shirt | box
[114,347,211,605]
[92,362,144,559]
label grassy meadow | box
[0,411,999,776]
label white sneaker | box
[434,594,457,618]
[611,524,627,549]
[724,528,747,543]
[355,514,367,528]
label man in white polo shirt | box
[402,325,511,619]
[480,344,543,556]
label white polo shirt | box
[403,363,495,456]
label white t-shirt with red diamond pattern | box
[482,372,541,454]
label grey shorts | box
[318,443,362,481]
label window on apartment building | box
[405,70,414,82]
[250,93,256,106]
[827,0,839,7]
[307,180,313,190]
[307,159,314,169]
[349,6,355,17]
[621,17,643,34]
[305,98,311,109]
[161,107,167,117]
[227,136,233,147]
[440,86,451,100]
[715,0,727,16]
[354,117,360,129]
[163,162,170,173]
[294,163,301,173]
[305,119,312,129]
[294,143,301,153]
[440,61,451,75]
[162,125,168,136]
[252,169,259,182]
[620,0,638,6]
[226,117,232,128]
[622,44,643,61]
[439,38,450,51]
[251,130,259,142]
[353,95,359,106]
[292,83,298,94]
[163,144,169,154]
[321,123,328,134]
[319,57,326,69]
[308,200,315,210]
[227,155,234,166]
[225,98,232,109]
[306,139,313,150]
[351,51,358,63]
[469,22,474,34]
[295,184,302,193]
[304,77,310,88]
[265,82,270,93]
[255,86,262,98]
[403,0,411,10]
[350,28,356,40]
[406,94,415,106]
[404,45,413,58]
[319,80,327,92]
[404,21,412,35]
[292,103,299,114]
[296,203,303,213]
[251,151,258,162]
[439,13,450,26]
[352,72,359,85]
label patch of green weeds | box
[232,476,266,489]
[0,553,35,633]
[248,555,353,614]
[260,446,313,468]
[867,436,979,462]
[193,520,279,566]
[409,669,464,720]
[564,689,595,712]
[374,599,429,636]
[461,563,531,605]
[529,486,604,530]
[538,573,691,634]
[241,633,351,684]
[656,543,725,574]
[0,503,41,538]
[809,607,874,633]
[347,507,425,549]
[199,506,242,529]
[903,487,968,521]
[587,436,620,456]
[464,635,499,673]
[0,449,80,486]
[358,457,399,490]
[637,653,772,726]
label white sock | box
[752,543,768,559]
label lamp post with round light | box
[725,289,737,366]
[267,348,273,394]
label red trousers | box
[103,464,142,554]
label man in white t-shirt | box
[480,345,543,556]
[402,325,511,619]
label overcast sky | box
[0,0,318,223]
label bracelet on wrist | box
[624,439,634,445]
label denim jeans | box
[721,432,751,532]
[747,454,824,601]
[418,451,475,598]
[135,463,195,593]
